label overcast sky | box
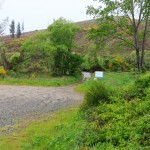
[0,0,98,35]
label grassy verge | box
[0,75,82,86]
[0,108,86,150]
[76,71,137,93]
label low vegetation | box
[0,72,149,149]
[0,73,82,86]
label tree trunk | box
[141,15,149,68]
[134,29,141,71]
[136,48,141,70]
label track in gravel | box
[0,85,83,127]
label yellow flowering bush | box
[30,73,36,80]
[0,68,7,77]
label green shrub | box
[83,80,110,108]
[82,55,104,72]
[67,54,83,76]
[125,74,150,100]
[129,50,150,70]
[82,99,150,149]
[82,44,105,72]
[104,57,130,71]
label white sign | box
[82,72,91,80]
[95,71,103,78]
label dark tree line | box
[9,20,24,38]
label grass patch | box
[76,72,137,93]
[0,108,86,150]
[0,75,82,86]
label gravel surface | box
[0,85,83,128]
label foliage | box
[0,73,82,86]
[80,73,150,149]
[83,80,111,108]
[47,18,80,76]
[104,57,130,71]
[125,73,150,100]
[0,109,87,150]
[87,0,150,70]
[9,52,22,70]
[76,72,136,93]
[47,18,80,52]
[67,54,83,76]
[0,72,149,149]
[5,37,26,52]
[129,50,150,70]
[81,98,150,149]
[82,44,104,72]
[0,42,12,70]
[0,67,6,77]
[21,18,81,76]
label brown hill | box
[1,19,150,56]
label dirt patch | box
[0,85,83,128]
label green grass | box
[0,108,86,150]
[0,75,82,86]
[76,72,137,93]
[0,72,149,150]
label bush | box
[104,57,130,71]
[67,54,83,76]
[83,80,110,108]
[82,55,104,72]
[0,68,6,77]
[129,50,150,70]
[125,74,150,100]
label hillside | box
[1,19,150,57]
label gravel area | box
[0,85,83,128]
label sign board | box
[95,71,103,78]
[82,72,91,80]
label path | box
[0,85,83,128]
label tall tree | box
[87,0,150,70]
[9,20,15,38]
[16,22,21,38]
[22,21,24,33]
[47,18,80,75]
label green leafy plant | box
[125,74,150,100]
[83,80,111,108]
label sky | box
[0,0,98,35]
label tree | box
[21,18,82,76]
[87,0,150,70]
[47,18,81,76]
[16,22,21,38]
[9,20,15,38]
[22,21,24,33]
[0,42,12,70]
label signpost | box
[94,71,103,79]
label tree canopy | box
[87,0,150,70]
[21,18,82,76]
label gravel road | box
[0,85,83,128]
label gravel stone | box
[0,85,83,127]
